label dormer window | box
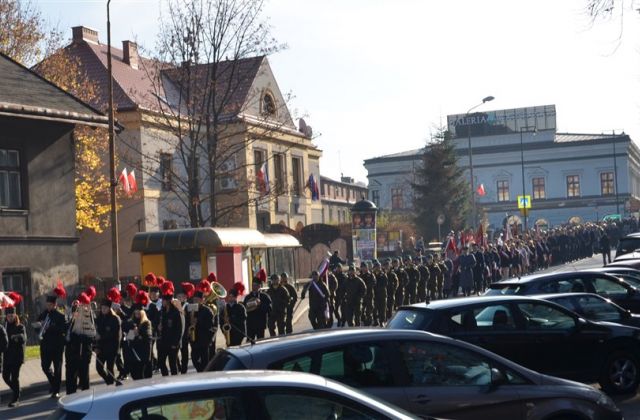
[262,93,276,116]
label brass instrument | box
[245,296,259,312]
[204,282,226,317]
[223,304,231,347]
[72,302,97,338]
[189,303,197,343]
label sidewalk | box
[2,296,311,402]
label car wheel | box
[599,350,640,394]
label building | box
[51,26,322,280]
[364,105,640,232]
[0,52,108,309]
[320,175,368,224]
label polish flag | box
[128,170,138,194]
[256,162,270,196]
[119,168,130,195]
[476,183,486,196]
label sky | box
[33,0,640,184]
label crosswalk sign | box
[517,195,532,209]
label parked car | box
[584,267,640,289]
[537,292,640,328]
[485,271,640,313]
[616,232,640,258]
[207,328,621,419]
[48,370,415,420]
[388,295,640,395]
[607,255,640,270]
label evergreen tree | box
[412,126,470,241]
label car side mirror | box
[489,367,506,390]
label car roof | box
[585,267,640,274]
[402,295,549,310]
[535,292,607,301]
[489,270,618,287]
[622,233,640,239]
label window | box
[601,172,615,196]
[591,277,628,295]
[291,157,302,196]
[254,150,265,171]
[391,188,403,210]
[539,278,586,293]
[259,390,377,420]
[532,177,545,199]
[159,152,173,191]
[0,148,22,208]
[273,154,286,194]
[370,190,379,206]
[516,302,576,330]
[448,305,516,332]
[575,296,622,323]
[566,175,580,197]
[123,392,246,420]
[497,180,509,202]
[2,272,26,296]
[262,93,276,115]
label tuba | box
[204,282,226,316]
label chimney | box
[72,26,99,44]
[122,40,139,70]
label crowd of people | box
[0,221,627,407]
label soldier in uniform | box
[384,260,398,320]
[436,254,447,299]
[426,254,441,300]
[393,259,408,310]
[267,274,290,336]
[3,296,26,407]
[343,265,366,327]
[157,282,183,376]
[473,244,486,294]
[333,265,348,327]
[301,270,330,330]
[244,279,272,341]
[372,261,388,326]
[359,262,376,326]
[189,289,216,371]
[95,297,122,385]
[404,257,420,304]
[35,284,66,398]
[417,257,430,302]
[326,269,339,327]
[280,273,297,334]
[222,288,247,346]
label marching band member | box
[244,275,271,341]
[189,287,216,372]
[64,287,96,394]
[34,281,66,398]
[158,281,183,376]
[222,285,247,346]
[178,282,195,374]
[124,290,153,380]
[3,293,26,407]
[95,290,122,385]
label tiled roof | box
[0,52,106,124]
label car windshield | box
[484,285,522,295]
[387,309,434,330]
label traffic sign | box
[437,214,445,225]
[517,195,532,209]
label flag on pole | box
[476,183,486,197]
[256,162,270,196]
[128,170,138,195]
[445,235,458,256]
[476,224,486,247]
[119,168,130,195]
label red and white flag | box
[119,168,130,195]
[476,183,486,197]
[128,170,138,194]
[256,162,270,196]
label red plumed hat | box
[78,292,91,305]
[53,280,67,298]
[85,286,97,301]
[257,268,267,283]
[144,272,157,286]
[126,283,137,299]
[207,272,217,283]
[160,280,174,297]
[181,282,195,299]
[232,281,246,297]
[197,279,212,294]
[156,276,166,287]
[7,292,22,306]
[107,287,121,304]
[135,290,149,307]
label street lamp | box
[466,95,494,229]
[519,126,536,232]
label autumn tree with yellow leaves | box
[0,0,112,232]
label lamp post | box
[466,95,494,229]
[519,126,536,232]
[107,0,119,282]
[612,131,620,215]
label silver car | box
[48,370,416,420]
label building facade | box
[365,105,640,232]
[54,26,322,280]
[320,175,368,224]
[0,52,107,309]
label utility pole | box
[107,0,120,283]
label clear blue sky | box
[34,0,640,184]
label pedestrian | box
[301,270,330,330]
[157,281,183,376]
[34,283,67,399]
[95,296,122,385]
[404,258,420,304]
[280,273,297,334]
[417,257,429,302]
[372,262,388,326]
[329,251,346,270]
[343,265,366,327]
[459,246,476,297]
[222,287,247,346]
[108,287,129,382]
[3,296,25,407]
[267,274,290,336]
[359,262,376,326]
[333,265,347,326]
[600,230,611,266]
[384,260,398,320]
[189,288,216,372]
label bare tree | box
[134,0,304,228]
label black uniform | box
[3,321,24,404]
[158,302,183,376]
[64,314,93,394]
[38,308,66,395]
[244,291,271,341]
[95,310,122,385]
[302,279,330,330]
[223,301,247,346]
[124,316,152,380]
[282,282,297,334]
[190,303,216,372]
[267,285,290,336]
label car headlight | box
[596,393,619,412]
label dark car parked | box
[582,267,640,289]
[388,296,640,395]
[616,233,640,259]
[538,293,640,328]
[485,271,640,313]
[207,329,621,420]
